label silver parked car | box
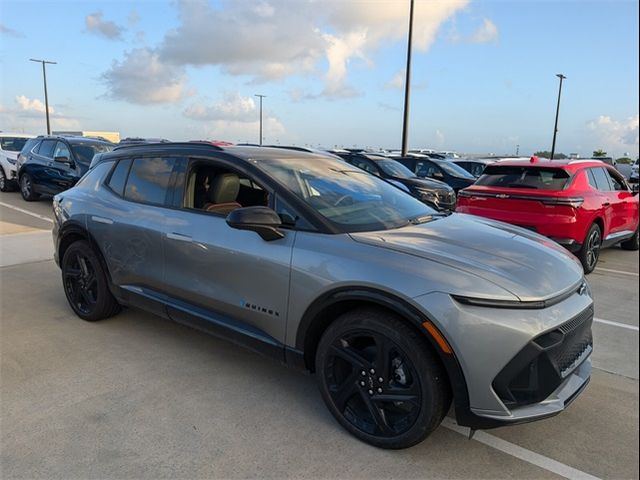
[52,144,593,449]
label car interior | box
[184,164,269,215]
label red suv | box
[456,158,639,273]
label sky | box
[0,0,638,157]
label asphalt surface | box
[1,191,638,479]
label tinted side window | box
[107,158,132,196]
[53,141,71,159]
[416,160,438,177]
[124,157,176,205]
[590,167,612,191]
[348,157,378,174]
[38,140,57,158]
[606,169,627,191]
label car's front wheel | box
[316,308,451,449]
[19,173,39,201]
[578,223,602,274]
[62,240,121,321]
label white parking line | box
[442,417,601,480]
[594,267,639,277]
[594,317,639,332]
[0,201,53,224]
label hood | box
[398,176,453,192]
[349,213,583,301]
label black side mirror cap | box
[226,206,285,241]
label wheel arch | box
[295,287,472,419]
[58,222,114,286]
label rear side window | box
[37,140,57,158]
[21,138,39,154]
[107,158,132,196]
[588,167,612,191]
[476,166,570,190]
[124,157,176,205]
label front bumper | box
[413,286,593,428]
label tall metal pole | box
[255,94,266,146]
[401,0,415,157]
[29,58,57,135]
[550,74,566,160]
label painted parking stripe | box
[0,201,53,224]
[594,267,639,277]
[594,317,639,332]
[442,417,601,480]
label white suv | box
[0,133,35,192]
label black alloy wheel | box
[0,169,8,192]
[61,240,120,321]
[20,173,39,201]
[316,308,450,449]
[579,223,602,274]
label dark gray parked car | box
[52,143,593,449]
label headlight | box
[7,158,16,165]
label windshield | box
[436,161,476,179]
[256,157,436,232]
[0,137,30,152]
[70,142,114,164]
[476,166,571,190]
[377,159,415,179]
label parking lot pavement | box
[1,196,638,479]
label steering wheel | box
[334,195,353,207]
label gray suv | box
[52,143,593,449]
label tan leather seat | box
[204,173,242,214]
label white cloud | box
[184,93,285,143]
[183,93,257,122]
[102,48,190,104]
[0,96,80,132]
[85,12,124,40]
[470,19,499,44]
[385,70,405,90]
[587,114,639,155]
[15,95,53,114]
[154,0,469,98]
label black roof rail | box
[113,141,224,152]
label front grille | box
[493,306,593,407]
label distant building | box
[569,153,580,159]
[53,131,120,143]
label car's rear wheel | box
[19,173,39,201]
[620,227,639,251]
[316,308,450,449]
[62,240,120,321]
[0,168,10,192]
[578,223,602,274]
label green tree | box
[593,149,607,157]
[616,157,633,165]
[534,150,567,159]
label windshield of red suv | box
[256,157,436,232]
[476,165,571,190]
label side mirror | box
[432,172,444,179]
[54,156,72,165]
[226,206,285,241]
[631,183,639,195]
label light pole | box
[254,94,266,146]
[401,0,415,157]
[550,73,566,160]
[29,58,57,135]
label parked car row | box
[52,142,595,449]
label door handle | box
[91,216,113,225]
[166,232,193,242]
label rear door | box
[49,141,78,192]
[88,156,176,316]
[587,167,618,235]
[29,139,57,193]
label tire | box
[620,227,639,251]
[61,240,121,321]
[577,223,602,274]
[316,308,451,449]
[0,168,10,192]
[19,173,40,201]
